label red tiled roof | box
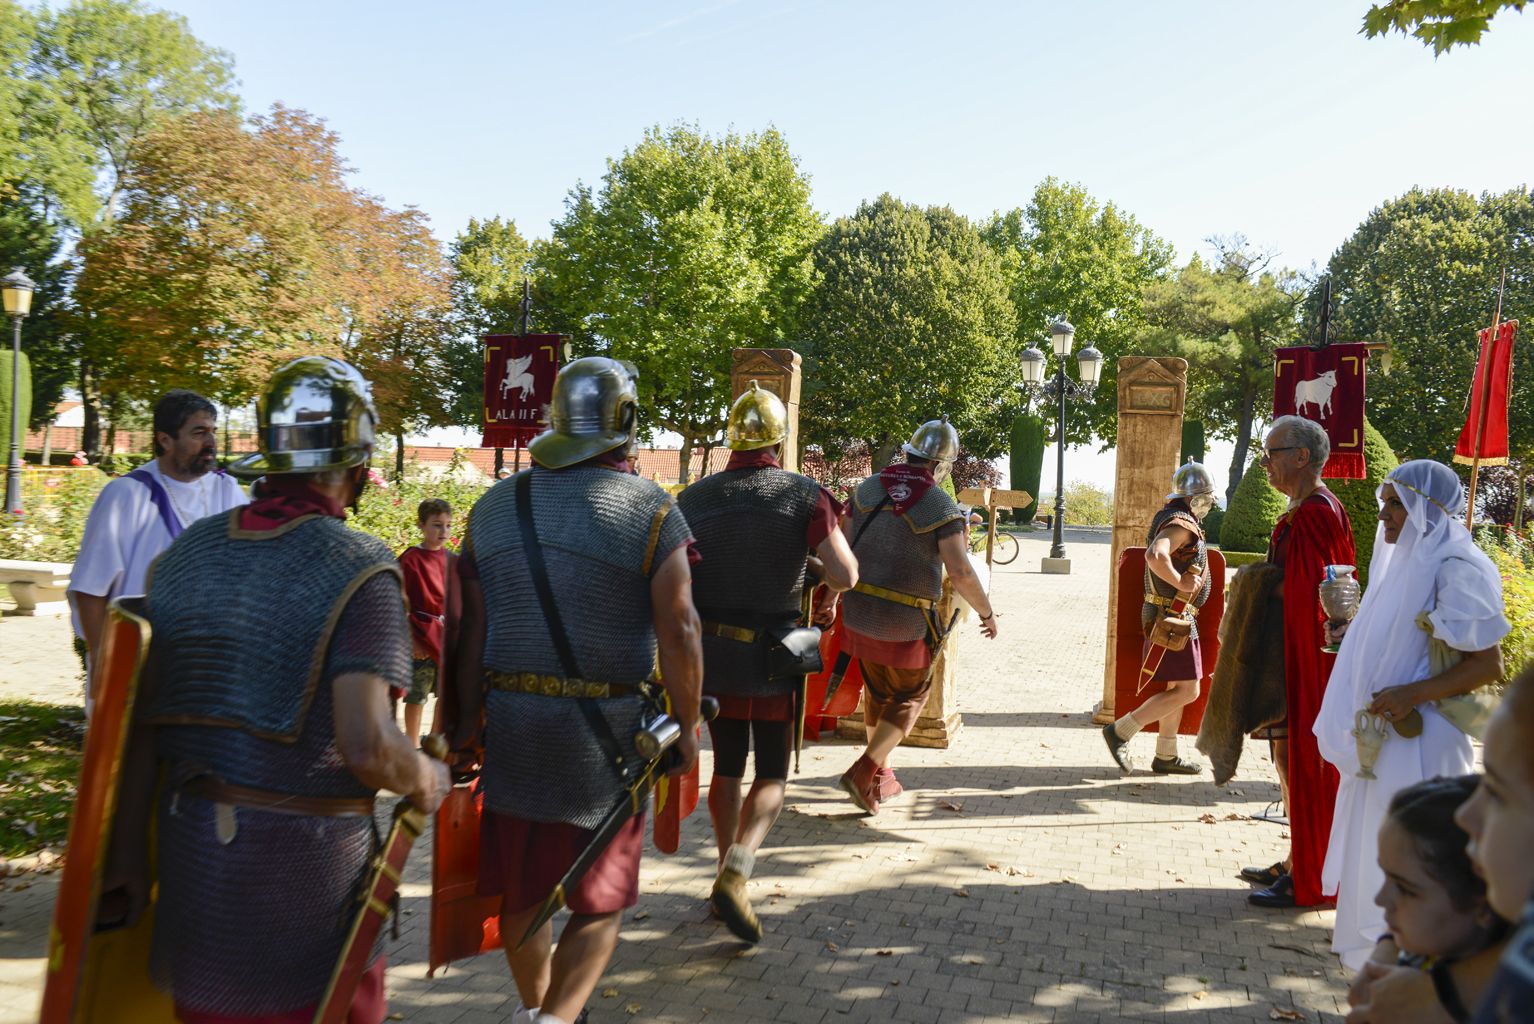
[397,445,731,482]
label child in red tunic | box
[399,498,456,744]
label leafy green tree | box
[1362,1,1527,54]
[0,196,73,429]
[0,350,30,466]
[797,195,1017,466]
[1330,420,1400,584]
[444,216,535,429]
[1141,247,1307,505]
[1324,187,1533,465]
[982,179,1174,449]
[1181,420,1207,464]
[534,124,822,483]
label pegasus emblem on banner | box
[500,355,535,401]
[1294,369,1338,419]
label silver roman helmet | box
[527,356,639,469]
[1168,458,1217,519]
[227,356,378,479]
[903,414,960,483]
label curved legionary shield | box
[39,597,174,1024]
[652,758,700,855]
[427,784,502,977]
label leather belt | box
[180,777,374,818]
[701,620,760,644]
[485,669,640,700]
[853,581,936,610]
[1144,593,1180,609]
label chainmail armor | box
[147,522,408,1015]
[1141,502,1211,639]
[678,466,819,698]
[842,475,961,643]
[470,466,691,828]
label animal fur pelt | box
[1196,561,1287,785]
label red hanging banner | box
[1272,343,1369,480]
[1454,320,1518,467]
[482,334,562,449]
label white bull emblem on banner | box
[499,354,535,402]
[1294,369,1338,419]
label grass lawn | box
[0,701,84,859]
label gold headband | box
[1385,476,1455,517]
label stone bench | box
[0,559,73,616]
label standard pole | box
[1051,362,1067,560]
[5,315,22,515]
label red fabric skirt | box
[175,958,385,1024]
[712,692,794,722]
[1140,635,1203,682]
[476,809,644,916]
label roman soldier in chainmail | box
[100,357,450,1023]
[1103,459,1217,776]
[676,381,858,944]
[829,416,999,815]
[448,357,702,1024]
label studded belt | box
[1143,593,1181,609]
[701,620,761,644]
[485,669,640,700]
[853,581,936,610]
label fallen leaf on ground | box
[1269,1010,1305,1021]
[875,949,894,956]
[1225,813,1244,821]
[825,941,839,951]
[954,888,969,897]
[940,800,964,812]
[633,910,649,920]
[1198,813,1217,824]
[602,988,620,998]
[1194,991,1207,1000]
[625,1003,642,1016]
[985,863,1000,871]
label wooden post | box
[729,349,802,471]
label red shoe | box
[876,766,903,802]
[840,754,880,815]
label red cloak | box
[1270,489,1355,907]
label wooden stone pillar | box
[1095,356,1187,725]
[837,577,963,748]
[730,348,802,472]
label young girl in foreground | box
[1360,776,1509,1020]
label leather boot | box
[711,865,763,943]
[840,754,880,815]
[876,766,903,802]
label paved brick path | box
[0,529,1349,1022]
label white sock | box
[511,1005,539,1024]
[722,844,756,879]
[1155,732,1179,759]
[539,1016,569,1024]
[1113,713,1143,741]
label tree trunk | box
[1516,463,1530,533]
[41,422,52,467]
[677,436,694,486]
[395,431,405,482]
[80,360,100,461]
[699,438,715,478]
[871,438,900,472]
[1225,388,1257,507]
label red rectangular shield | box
[482,334,561,449]
[1112,547,1225,734]
[1273,343,1369,480]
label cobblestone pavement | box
[0,529,1349,1022]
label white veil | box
[1313,460,1502,773]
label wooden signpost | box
[956,486,1033,566]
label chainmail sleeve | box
[324,570,411,692]
[648,498,696,577]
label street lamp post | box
[2,268,35,517]
[1018,318,1102,574]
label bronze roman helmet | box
[1168,458,1217,519]
[227,356,378,479]
[726,380,788,451]
[527,356,639,469]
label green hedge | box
[0,350,31,465]
[348,453,492,553]
[1202,506,1225,546]
[1181,419,1206,464]
[1220,455,1287,555]
[1479,530,1533,681]
[1009,412,1043,523]
[1217,549,1269,568]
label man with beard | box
[68,390,246,703]
[1103,460,1217,776]
[830,416,999,814]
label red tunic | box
[399,546,450,661]
[1269,489,1355,907]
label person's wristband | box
[980,611,995,622]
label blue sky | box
[128,1,1534,490]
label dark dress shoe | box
[1150,755,1202,775]
[1240,862,1286,886]
[1102,724,1134,775]
[1248,873,1296,908]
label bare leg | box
[864,719,906,768]
[403,702,424,744]
[734,779,786,853]
[499,905,553,1011]
[1273,738,1293,871]
[1131,678,1198,731]
[708,776,743,865]
[541,911,623,1021]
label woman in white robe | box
[1313,459,1509,971]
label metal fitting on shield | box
[227,356,378,480]
[726,380,788,451]
[527,356,639,469]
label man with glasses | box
[1242,415,1355,909]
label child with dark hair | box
[1348,664,1534,1023]
[399,498,457,744]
